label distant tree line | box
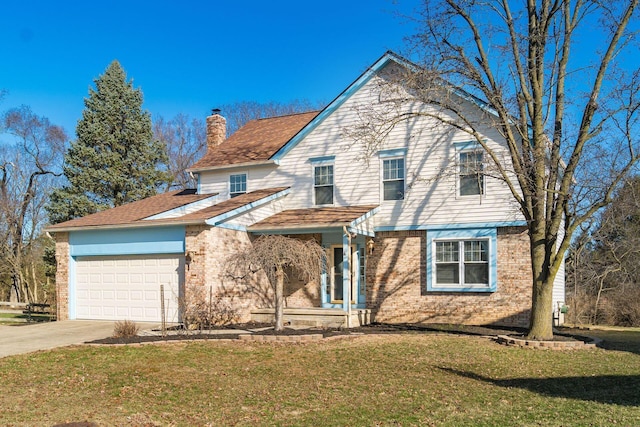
[567,177,640,327]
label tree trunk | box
[593,277,607,324]
[527,230,555,340]
[528,276,555,340]
[9,278,21,303]
[31,263,39,303]
[274,266,284,331]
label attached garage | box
[74,254,184,322]
[51,225,189,323]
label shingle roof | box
[177,187,289,222]
[189,111,319,170]
[248,205,378,231]
[47,189,215,230]
[47,187,289,231]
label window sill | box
[428,286,495,293]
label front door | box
[331,246,345,302]
[329,245,359,304]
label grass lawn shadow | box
[441,368,640,406]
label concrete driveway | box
[0,320,123,358]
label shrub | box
[179,285,240,330]
[113,319,139,338]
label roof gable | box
[187,52,411,172]
[270,51,408,161]
[186,51,500,173]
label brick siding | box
[187,230,325,320]
[54,232,70,321]
[55,225,532,327]
[366,227,532,327]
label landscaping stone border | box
[84,323,603,350]
[496,334,600,350]
[238,333,324,342]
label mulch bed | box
[86,322,591,345]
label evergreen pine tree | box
[47,60,169,224]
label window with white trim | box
[459,151,484,196]
[435,239,489,286]
[314,164,334,205]
[382,157,405,200]
[427,228,496,292]
[229,173,247,198]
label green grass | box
[0,332,639,426]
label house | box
[48,52,565,327]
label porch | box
[250,307,372,328]
[247,204,380,328]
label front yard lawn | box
[1,332,639,426]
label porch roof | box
[248,205,378,233]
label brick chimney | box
[206,108,226,149]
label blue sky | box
[1,0,420,137]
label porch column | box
[342,232,351,313]
[355,243,362,304]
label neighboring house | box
[48,52,565,327]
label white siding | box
[198,69,524,229]
[553,218,567,318]
[553,257,566,310]
[199,165,276,197]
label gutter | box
[248,222,353,234]
[45,219,207,233]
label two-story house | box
[48,52,565,327]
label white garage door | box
[75,254,184,322]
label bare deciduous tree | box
[345,1,639,339]
[153,114,207,190]
[225,235,326,331]
[1,106,66,302]
[568,177,640,326]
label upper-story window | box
[459,150,484,196]
[229,173,247,198]
[310,156,335,206]
[382,157,405,200]
[314,164,334,205]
